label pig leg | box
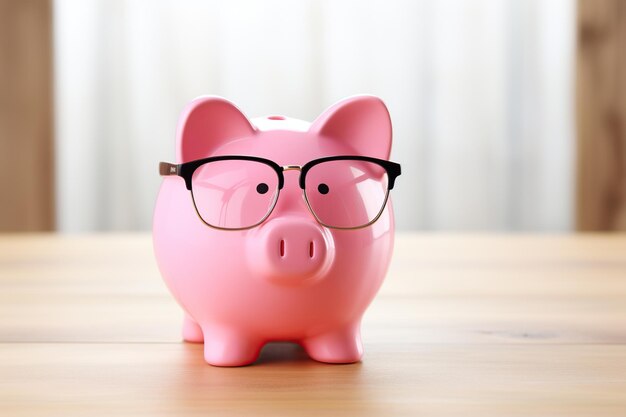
[182,314,204,343]
[302,323,363,364]
[202,325,263,367]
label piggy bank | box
[153,95,401,366]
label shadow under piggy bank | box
[160,342,391,415]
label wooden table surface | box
[0,233,625,416]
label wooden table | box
[0,233,625,416]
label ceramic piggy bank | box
[153,95,401,366]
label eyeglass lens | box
[304,160,389,228]
[191,159,279,229]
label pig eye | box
[256,183,269,194]
[317,183,330,195]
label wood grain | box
[0,0,54,231]
[0,233,625,416]
[576,0,626,230]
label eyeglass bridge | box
[282,165,302,171]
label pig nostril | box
[309,241,314,258]
[280,239,285,257]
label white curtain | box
[53,0,576,232]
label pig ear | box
[176,96,256,162]
[309,95,392,159]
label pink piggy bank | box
[153,95,401,366]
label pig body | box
[153,95,396,366]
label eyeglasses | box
[159,155,401,230]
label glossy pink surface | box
[153,95,395,366]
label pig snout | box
[247,218,335,284]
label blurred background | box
[1,0,624,232]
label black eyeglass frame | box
[159,155,401,230]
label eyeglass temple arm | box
[159,162,179,176]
